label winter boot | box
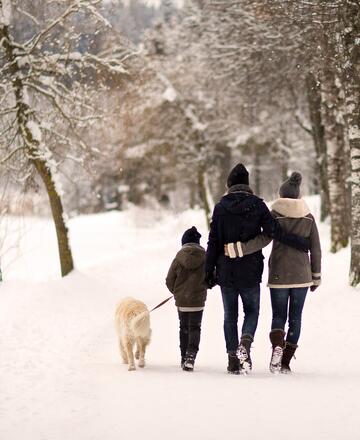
[181,356,186,369]
[227,352,240,375]
[281,342,298,374]
[269,329,286,374]
[237,335,253,374]
[183,352,196,371]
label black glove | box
[205,270,217,289]
[310,285,319,292]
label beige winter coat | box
[226,198,322,288]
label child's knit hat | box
[181,226,201,245]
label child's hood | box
[176,244,205,270]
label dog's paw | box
[128,364,136,371]
[135,351,140,360]
[138,360,145,368]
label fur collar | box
[271,198,311,218]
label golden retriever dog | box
[115,297,151,371]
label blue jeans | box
[221,285,260,353]
[270,287,308,345]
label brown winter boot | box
[269,329,285,374]
[281,342,298,374]
[237,335,253,374]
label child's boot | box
[181,356,186,369]
[227,352,240,374]
[183,352,196,371]
[237,335,253,374]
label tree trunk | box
[1,22,74,277]
[32,159,74,276]
[198,165,212,229]
[339,4,360,287]
[253,148,261,196]
[306,72,330,221]
[213,144,232,203]
[322,68,350,252]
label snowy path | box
[1,203,360,440]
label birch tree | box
[337,1,360,286]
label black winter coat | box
[205,185,308,288]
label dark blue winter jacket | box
[205,185,309,288]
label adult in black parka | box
[205,163,309,374]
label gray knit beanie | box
[279,172,302,199]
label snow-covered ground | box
[1,198,360,440]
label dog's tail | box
[130,310,151,338]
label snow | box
[22,86,30,105]
[163,86,177,102]
[0,198,360,440]
[348,124,360,141]
[26,121,42,143]
[125,141,158,159]
[0,0,11,26]
[185,106,207,131]
[16,55,31,68]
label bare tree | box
[0,0,132,276]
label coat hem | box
[177,306,205,312]
[268,282,313,288]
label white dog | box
[115,297,151,371]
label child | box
[166,226,207,371]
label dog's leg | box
[137,338,146,368]
[126,340,136,371]
[135,343,140,360]
[119,340,128,364]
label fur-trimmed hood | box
[271,198,311,218]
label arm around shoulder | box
[225,233,272,258]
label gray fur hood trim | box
[271,198,311,218]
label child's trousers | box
[178,310,203,357]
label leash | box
[149,295,173,313]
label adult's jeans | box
[178,310,203,357]
[270,287,308,345]
[221,285,260,353]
